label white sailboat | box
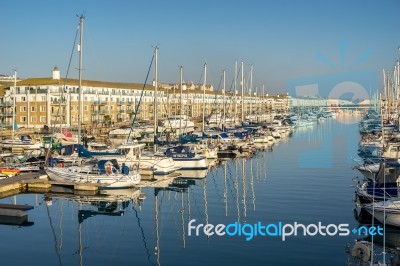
[84,47,181,177]
[46,15,141,189]
[1,70,42,150]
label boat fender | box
[352,192,357,203]
[58,162,64,168]
[353,208,360,222]
[351,242,371,262]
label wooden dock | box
[0,170,183,199]
[0,202,35,226]
[0,171,100,198]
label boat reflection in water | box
[43,188,144,266]
[175,169,209,179]
[347,208,400,265]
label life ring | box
[105,165,112,174]
[351,242,371,262]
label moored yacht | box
[79,142,181,176]
[159,145,208,170]
[158,115,195,135]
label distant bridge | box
[291,104,374,111]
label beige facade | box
[0,77,288,129]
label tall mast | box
[153,46,158,153]
[180,66,183,134]
[12,70,16,139]
[202,63,207,132]
[249,65,253,118]
[77,14,84,146]
[222,69,226,129]
[262,84,265,116]
[255,86,258,119]
[234,61,237,124]
[241,61,244,122]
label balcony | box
[118,110,125,113]
[92,110,106,115]
[0,112,13,117]
[92,100,106,105]
[51,112,66,117]
[0,101,13,106]
[51,99,67,105]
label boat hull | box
[46,167,140,189]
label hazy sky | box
[1,0,399,95]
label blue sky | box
[1,0,399,94]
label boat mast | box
[222,69,226,130]
[249,65,253,120]
[12,70,16,139]
[255,86,258,120]
[241,61,244,122]
[202,63,207,132]
[262,84,265,117]
[180,66,183,135]
[234,61,237,124]
[154,46,158,153]
[77,14,84,146]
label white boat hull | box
[46,167,140,189]
[364,200,400,227]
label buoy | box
[351,241,371,262]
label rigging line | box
[226,160,238,202]
[46,201,63,266]
[58,201,64,252]
[45,24,80,163]
[127,54,155,142]
[55,24,80,127]
[132,205,155,266]
[209,166,224,203]
[197,65,204,88]
[210,74,224,118]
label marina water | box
[0,117,362,265]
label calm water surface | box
[0,117,364,265]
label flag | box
[13,119,18,130]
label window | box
[40,116,46,122]
[41,96,46,101]
[31,116,36,122]
[20,116,26,122]
[20,106,26,112]
[21,96,26,102]
[40,105,46,112]
[31,106,35,112]
[84,106,88,111]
